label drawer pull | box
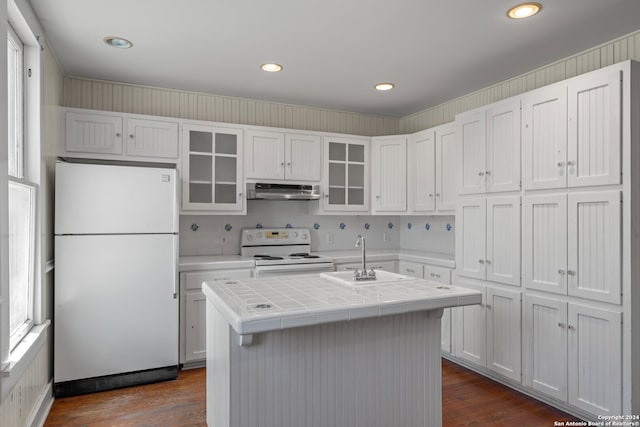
[558,322,565,328]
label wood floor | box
[45,359,580,426]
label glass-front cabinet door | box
[322,137,369,212]
[182,124,244,212]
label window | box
[7,24,37,351]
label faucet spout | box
[354,234,374,280]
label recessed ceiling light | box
[374,83,395,91]
[261,63,283,72]
[507,3,542,19]
[103,36,133,49]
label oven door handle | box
[255,263,335,273]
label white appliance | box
[54,161,179,397]
[240,228,334,277]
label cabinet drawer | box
[184,269,252,290]
[398,261,424,278]
[424,265,451,284]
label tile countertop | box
[202,274,480,335]
[179,250,455,272]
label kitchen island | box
[203,272,482,427]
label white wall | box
[399,216,455,255]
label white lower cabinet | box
[454,279,522,381]
[523,294,622,416]
[180,269,253,364]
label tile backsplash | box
[180,201,454,256]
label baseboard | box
[27,381,54,427]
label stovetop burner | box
[289,252,320,259]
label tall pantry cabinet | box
[452,60,639,419]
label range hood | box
[246,183,321,200]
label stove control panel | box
[242,228,310,246]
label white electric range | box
[241,228,334,277]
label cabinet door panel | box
[522,86,568,190]
[523,295,567,401]
[436,124,457,211]
[185,292,207,362]
[286,133,321,181]
[126,118,179,159]
[567,191,621,304]
[567,69,621,187]
[458,110,487,194]
[372,137,407,213]
[245,130,285,180]
[65,112,123,154]
[522,194,567,294]
[322,138,369,212]
[486,287,521,382]
[486,99,521,193]
[453,281,486,366]
[568,304,621,416]
[456,199,486,280]
[486,196,521,286]
[409,130,436,212]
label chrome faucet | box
[354,234,376,281]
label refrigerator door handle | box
[172,235,178,299]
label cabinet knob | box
[567,270,576,276]
[478,172,485,176]
[376,195,381,199]
[287,162,292,167]
[567,325,576,331]
[485,260,491,265]
[558,322,565,328]
[280,162,285,167]
[557,162,565,167]
[429,193,434,198]
[486,304,492,309]
[325,194,329,198]
[558,269,566,275]
[567,160,576,166]
[435,193,440,197]
[115,132,121,138]
[478,259,485,264]
[406,268,415,273]
[129,134,135,139]
[485,171,491,176]
[238,193,242,197]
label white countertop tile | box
[202,274,480,335]
[179,255,255,271]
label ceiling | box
[29,0,640,118]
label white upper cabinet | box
[245,130,285,180]
[522,85,568,190]
[486,99,521,193]
[567,68,621,187]
[245,130,321,182]
[65,111,123,155]
[408,123,457,213]
[125,118,179,159]
[285,133,322,181]
[458,99,521,195]
[371,135,407,214]
[523,191,621,304]
[181,123,244,213]
[61,108,179,162]
[456,196,520,286]
[321,137,369,213]
[458,109,486,194]
[408,129,436,212]
[523,66,621,190]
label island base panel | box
[206,303,444,427]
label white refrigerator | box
[54,161,179,397]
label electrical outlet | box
[326,233,334,244]
[383,231,389,242]
[221,234,229,245]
